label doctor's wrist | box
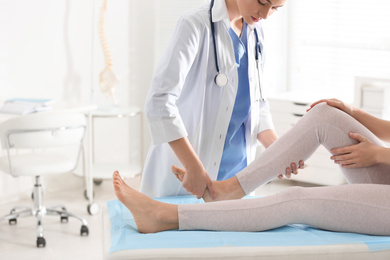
[184,161,205,175]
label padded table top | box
[103,196,390,260]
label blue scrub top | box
[218,22,251,181]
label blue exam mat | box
[107,196,390,253]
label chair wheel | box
[80,225,89,236]
[9,219,17,225]
[60,216,68,223]
[37,237,46,248]
[87,203,99,215]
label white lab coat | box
[141,0,274,197]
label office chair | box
[0,112,89,248]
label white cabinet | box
[266,97,346,186]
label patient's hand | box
[330,133,380,168]
[278,160,305,179]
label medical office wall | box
[0,0,211,204]
[0,0,146,203]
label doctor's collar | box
[247,22,256,31]
[211,0,230,29]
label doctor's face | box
[238,0,286,24]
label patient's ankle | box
[156,203,179,229]
[203,177,245,202]
[222,177,246,199]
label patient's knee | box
[307,103,348,124]
[308,102,333,116]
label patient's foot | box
[113,171,179,233]
[171,165,245,202]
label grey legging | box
[178,103,390,235]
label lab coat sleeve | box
[258,99,275,133]
[145,16,201,145]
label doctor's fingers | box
[193,188,206,199]
[174,173,184,182]
[184,186,199,197]
[183,183,204,199]
[186,189,202,199]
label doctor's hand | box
[307,99,354,116]
[278,160,305,179]
[174,164,216,200]
[330,133,380,168]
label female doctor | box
[141,0,302,198]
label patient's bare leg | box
[113,171,179,233]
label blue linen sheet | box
[107,196,390,253]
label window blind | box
[287,0,390,96]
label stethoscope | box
[210,0,264,101]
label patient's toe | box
[171,165,186,182]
